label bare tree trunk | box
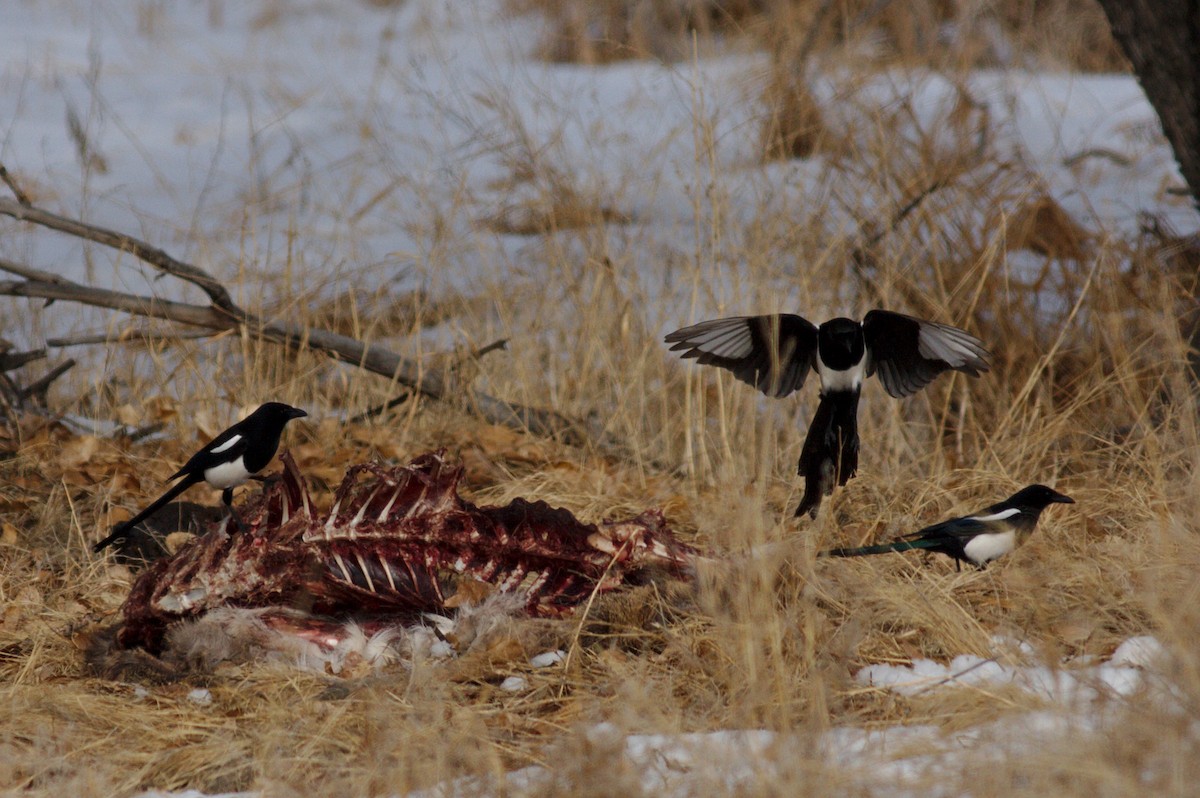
[1095,0,1200,205]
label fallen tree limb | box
[47,329,218,348]
[0,193,600,445]
[347,338,509,425]
[0,198,236,311]
[20,359,76,405]
[0,348,46,372]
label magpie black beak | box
[287,407,308,420]
[1051,492,1074,504]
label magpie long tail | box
[93,476,200,552]
[795,390,860,518]
[819,539,934,558]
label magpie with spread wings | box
[666,310,990,517]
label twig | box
[865,178,947,252]
[472,338,509,359]
[847,179,947,308]
[19,359,76,404]
[121,421,167,443]
[0,269,232,330]
[911,654,1000,696]
[348,393,411,425]
[0,165,31,206]
[0,198,238,312]
[348,338,509,424]
[0,349,47,372]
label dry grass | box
[511,0,1126,71]
[2,1,1198,795]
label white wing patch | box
[917,323,989,368]
[204,456,251,489]
[209,434,242,455]
[683,320,754,358]
[962,530,1017,565]
[966,507,1021,523]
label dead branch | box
[20,359,76,405]
[348,338,509,424]
[846,179,947,311]
[0,195,600,446]
[348,393,411,425]
[0,348,46,372]
[121,422,167,443]
[0,199,236,311]
[47,329,218,348]
[0,166,30,207]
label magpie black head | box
[249,402,308,424]
[817,317,866,370]
[1006,484,1074,511]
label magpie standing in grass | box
[665,310,990,517]
[820,484,1074,570]
[93,402,307,553]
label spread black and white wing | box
[665,314,819,398]
[862,310,991,398]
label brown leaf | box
[107,506,133,527]
[59,435,101,469]
[116,404,142,427]
[1,522,17,546]
[191,410,220,442]
[16,586,42,607]
[2,605,22,631]
[107,469,141,496]
[146,396,179,423]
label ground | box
[2,1,1200,795]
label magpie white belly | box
[816,360,864,393]
[204,457,251,489]
[962,530,1016,565]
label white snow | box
[2,0,1195,360]
[400,635,1178,797]
[530,649,565,667]
[498,675,527,692]
[186,687,213,706]
[7,3,1195,796]
[856,647,1151,704]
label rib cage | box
[117,451,696,653]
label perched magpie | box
[665,310,990,517]
[820,484,1074,570]
[93,402,307,552]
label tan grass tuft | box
[0,2,1193,793]
[1003,194,1092,262]
[759,60,833,161]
